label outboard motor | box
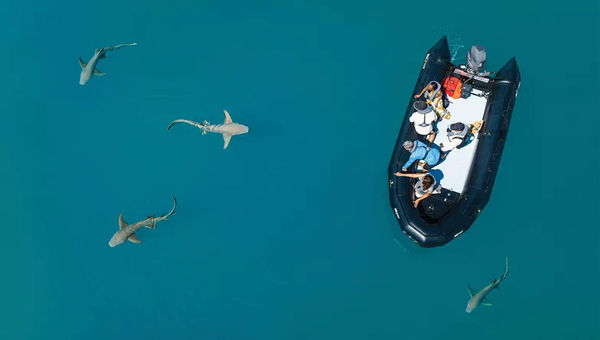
[466,45,486,74]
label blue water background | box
[0,1,598,339]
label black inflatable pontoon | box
[388,36,520,247]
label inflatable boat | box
[388,36,520,247]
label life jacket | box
[424,81,442,101]
[418,111,434,127]
[443,76,463,99]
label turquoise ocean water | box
[0,1,598,339]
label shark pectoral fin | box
[223,110,233,124]
[467,285,477,297]
[94,68,106,76]
[223,133,232,149]
[78,57,87,69]
[118,214,128,229]
[481,299,493,307]
[128,233,142,243]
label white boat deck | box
[424,91,488,193]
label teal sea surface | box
[0,1,598,339]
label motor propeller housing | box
[466,45,487,73]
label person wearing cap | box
[399,140,441,172]
[440,122,471,153]
[409,100,437,142]
[439,120,484,153]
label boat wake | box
[448,35,465,63]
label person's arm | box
[414,85,428,98]
[394,172,426,178]
[413,192,431,207]
[401,153,419,171]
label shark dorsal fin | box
[223,110,233,124]
[118,214,128,229]
[467,285,477,297]
[223,133,232,149]
[78,57,87,69]
[127,233,141,243]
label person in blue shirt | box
[400,140,441,171]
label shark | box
[78,42,137,85]
[108,195,176,247]
[167,110,249,149]
[465,257,509,313]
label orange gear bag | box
[443,76,463,99]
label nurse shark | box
[78,42,137,85]
[465,257,509,313]
[108,195,176,247]
[167,110,249,149]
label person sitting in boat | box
[414,81,441,102]
[440,122,471,153]
[414,81,450,120]
[440,120,484,154]
[393,172,442,207]
[409,100,437,142]
[400,140,441,172]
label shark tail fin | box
[156,194,177,221]
[128,233,141,243]
[166,195,176,218]
[167,119,204,131]
[499,256,509,282]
